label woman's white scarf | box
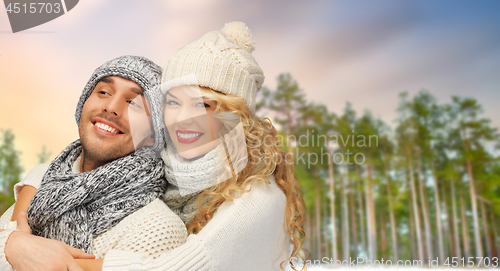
[161,145,224,224]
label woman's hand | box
[14,211,31,233]
[11,185,37,221]
[75,259,104,271]
[4,211,95,271]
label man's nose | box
[103,97,123,117]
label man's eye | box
[128,100,143,109]
[98,90,109,95]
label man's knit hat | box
[162,22,264,113]
[74,55,164,150]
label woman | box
[159,83,306,270]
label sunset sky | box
[1,0,500,174]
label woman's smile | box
[176,130,204,144]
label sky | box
[1,0,500,174]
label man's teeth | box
[95,122,119,134]
[177,132,202,139]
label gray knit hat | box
[75,55,164,150]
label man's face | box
[78,76,153,165]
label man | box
[0,55,171,271]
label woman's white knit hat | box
[162,22,264,113]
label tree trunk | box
[327,147,338,261]
[305,213,311,257]
[341,165,350,260]
[441,176,453,257]
[451,178,462,259]
[489,207,499,259]
[365,164,377,261]
[407,147,424,261]
[316,187,322,260]
[479,198,493,258]
[349,173,359,258]
[385,167,399,262]
[379,211,388,259]
[416,157,433,262]
[355,163,367,255]
[461,127,483,258]
[286,109,294,157]
[460,189,470,259]
[430,160,445,264]
[409,194,417,261]
[323,196,330,258]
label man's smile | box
[92,118,124,136]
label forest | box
[256,73,500,266]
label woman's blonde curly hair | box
[174,86,307,270]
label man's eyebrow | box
[130,87,144,96]
[100,77,114,84]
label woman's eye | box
[196,102,210,108]
[166,100,180,106]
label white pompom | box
[221,22,256,52]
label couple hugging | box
[0,22,306,271]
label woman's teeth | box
[95,122,119,134]
[177,132,202,139]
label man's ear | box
[143,134,155,147]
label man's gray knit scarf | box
[27,140,166,253]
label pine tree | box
[0,130,23,214]
[448,96,500,258]
[396,92,424,262]
[268,73,306,156]
[37,145,52,164]
[410,90,445,263]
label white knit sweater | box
[101,175,291,271]
[1,165,291,270]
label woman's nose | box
[176,105,207,126]
[176,106,195,125]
